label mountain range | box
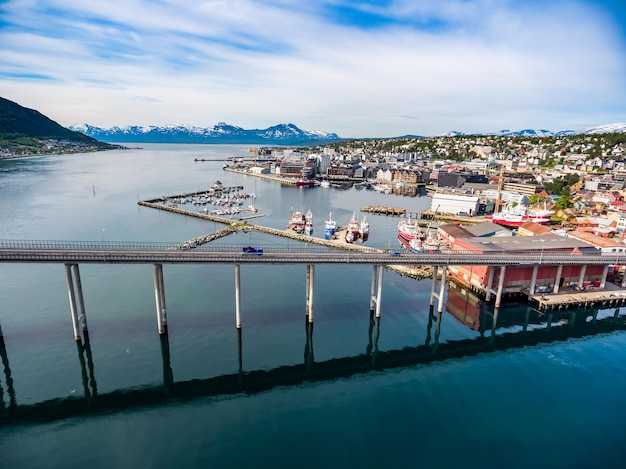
[71,122,626,144]
[441,123,626,138]
[69,122,341,145]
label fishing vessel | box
[398,235,421,252]
[324,212,337,239]
[359,215,369,240]
[296,178,316,187]
[345,212,360,243]
[286,209,306,233]
[305,209,313,235]
[397,214,424,244]
[490,202,554,227]
[422,235,441,252]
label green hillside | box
[0,96,116,157]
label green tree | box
[555,196,573,210]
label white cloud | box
[1,0,625,136]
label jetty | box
[138,196,432,279]
[529,283,626,311]
[361,206,406,216]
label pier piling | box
[65,263,87,341]
[153,264,167,334]
[235,264,242,329]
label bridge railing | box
[0,240,621,261]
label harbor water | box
[1,144,626,468]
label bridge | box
[0,240,622,266]
[0,239,622,346]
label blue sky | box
[1,0,625,137]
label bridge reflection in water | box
[1,299,624,426]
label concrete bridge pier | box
[153,264,167,334]
[367,266,387,317]
[530,265,538,295]
[553,265,563,294]
[370,266,378,311]
[429,271,436,306]
[235,263,242,329]
[485,268,496,302]
[373,265,384,318]
[428,265,448,314]
[431,266,447,314]
[65,263,88,341]
[494,266,506,309]
[306,264,315,323]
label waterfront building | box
[431,192,480,216]
[448,235,609,296]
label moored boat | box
[359,215,369,240]
[397,214,424,243]
[296,178,316,187]
[287,209,306,233]
[305,209,313,235]
[345,212,360,243]
[324,212,337,239]
[490,202,553,227]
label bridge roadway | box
[0,240,621,266]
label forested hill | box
[0,97,117,157]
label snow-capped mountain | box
[69,122,340,144]
[438,123,626,138]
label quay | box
[529,282,626,311]
[223,166,300,185]
[361,206,406,216]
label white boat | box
[305,209,313,235]
[359,215,369,239]
[320,180,331,188]
[397,214,424,243]
[345,212,360,243]
[490,202,554,227]
[422,235,440,252]
[287,209,306,233]
[324,212,337,239]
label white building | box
[431,193,480,216]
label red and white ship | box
[345,212,360,243]
[295,178,316,187]
[490,203,554,227]
[287,209,306,233]
[397,214,424,244]
[359,215,369,240]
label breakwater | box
[138,199,433,279]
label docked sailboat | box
[324,212,337,239]
[345,212,360,243]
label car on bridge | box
[242,246,263,255]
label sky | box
[1,0,626,138]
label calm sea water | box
[1,145,626,468]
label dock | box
[138,196,433,280]
[529,283,626,311]
[361,206,406,216]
